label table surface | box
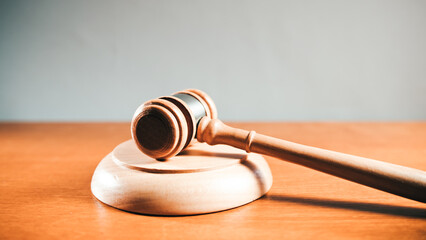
[0,122,425,239]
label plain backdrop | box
[1,0,425,121]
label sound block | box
[91,140,273,215]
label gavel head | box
[131,89,217,159]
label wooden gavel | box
[131,89,426,203]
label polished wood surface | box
[1,122,425,239]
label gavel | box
[131,89,426,203]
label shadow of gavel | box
[131,89,426,203]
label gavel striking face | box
[132,89,426,203]
[131,89,217,159]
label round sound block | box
[91,140,273,215]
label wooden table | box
[0,122,425,239]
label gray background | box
[1,0,425,122]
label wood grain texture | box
[0,122,425,239]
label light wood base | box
[91,140,273,215]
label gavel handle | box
[197,117,426,203]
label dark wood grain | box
[1,122,425,239]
